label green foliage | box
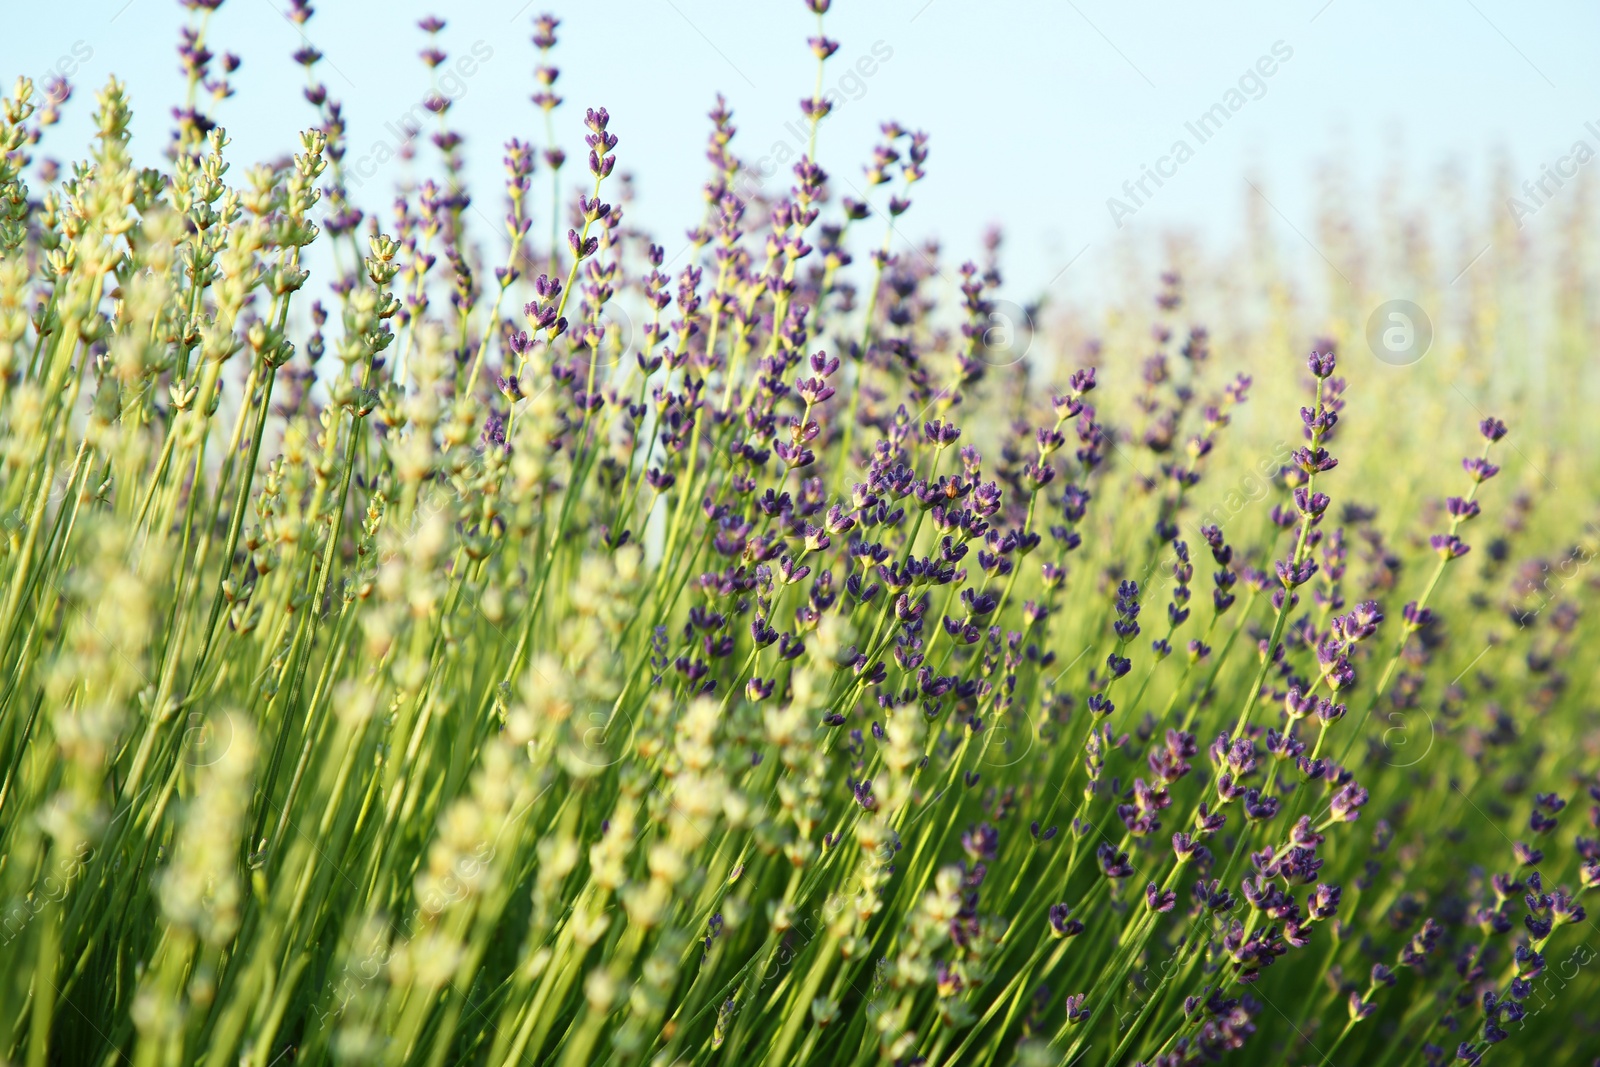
[0,8,1598,1067]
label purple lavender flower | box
[1097,842,1135,879]
[1146,882,1178,912]
[1047,903,1084,938]
[1329,783,1369,823]
[961,822,999,861]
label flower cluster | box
[0,4,1594,1067]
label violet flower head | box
[1097,842,1135,879]
[1047,903,1084,938]
[531,12,560,50]
[1329,783,1369,823]
[1113,579,1142,640]
[1146,881,1178,912]
[1462,456,1500,483]
[961,822,999,861]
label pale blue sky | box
[6,0,1598,301]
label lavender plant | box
[1,3,1598,1066]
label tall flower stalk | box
[0,6,1594,1067]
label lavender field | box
[1,2,1598,1065]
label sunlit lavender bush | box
[1,3,1598,1065]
